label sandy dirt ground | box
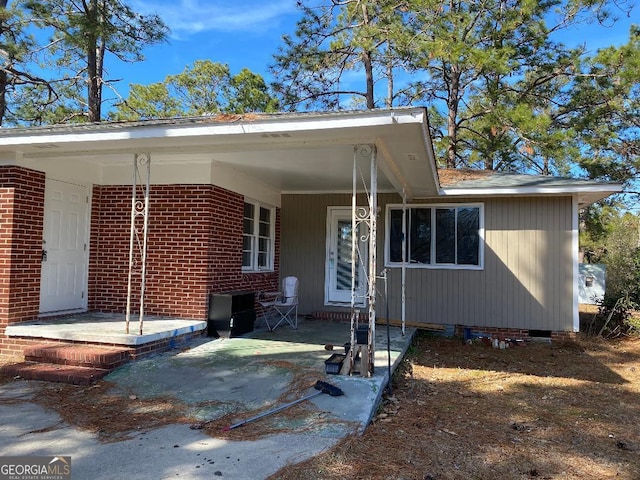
[2,323,639,480]
[271,333,640,480]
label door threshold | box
[324,303,367,308]
[39,308,87,318]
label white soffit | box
[0,108,440,198]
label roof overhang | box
[441,184,624,208]
[0,108,440,200]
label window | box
[386,204,483,268]
[243,200,275,271]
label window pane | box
[243,218,254,234]
[243,202,254,219]
[243,203,255,241]
[335,220,363,290]
[389,209,404,262]
[243,201,274,270]
[410,208,431,264]
[457,207,479,265]
[435,208,455,264]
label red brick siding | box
[90,184,211,318]
[0,167,44,325]
[206,186,280,301]
[89,184,280,320]
[0,167,45,357]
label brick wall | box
[207,186,280,300]
[0,166,45,357]
[89,184,280,320]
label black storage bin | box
[356,325,369,344]
[325,354,346,374]
[207,291,256,338]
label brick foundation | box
[1,328,207,385]
[311,311,577,343]
[455,325,577,342]
[312,311,369,323]
[3,329,205,363]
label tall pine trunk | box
[86,0,104,122]
[0,0,9,125]
[361,4,375,109]
[446,63,461,168]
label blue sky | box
[108,0,636,107]
[109,0,299,103]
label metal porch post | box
[366,144,377,377]
[402,191,407,335]
[349,147,358,374]
[348,144,378,377]
[125,153,151,335]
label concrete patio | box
[0,317,415,479]
[108,317,415,430]
[4,312,207,346]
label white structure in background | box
[578,264,606,304]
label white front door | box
[40,179,89,313]
[325,207,367,306]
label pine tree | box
[111,61,279,121]
[23,0,168,122]
[0,0,55,125]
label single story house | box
[0,107,622,359]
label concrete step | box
[24,344,130,370]
[1,362,110,386]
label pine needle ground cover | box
[2,323,639,479]
[273,333,640,480]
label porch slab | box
[4,312,207,346]
[0,319,416,479]
[107,318,416,433]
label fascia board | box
[0,108,429,148]
[440,184,624,197]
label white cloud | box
[130,0,297,38]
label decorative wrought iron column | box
[125,153,151,335]
[348,144,377,377]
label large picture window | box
[242,200,275,271]
[387,204,483,268]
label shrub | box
[591,293,639,338]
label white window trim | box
[242,198,276,273]
[384,203,485,270]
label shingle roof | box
[438,168,616,190]
[437,168,623,207]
